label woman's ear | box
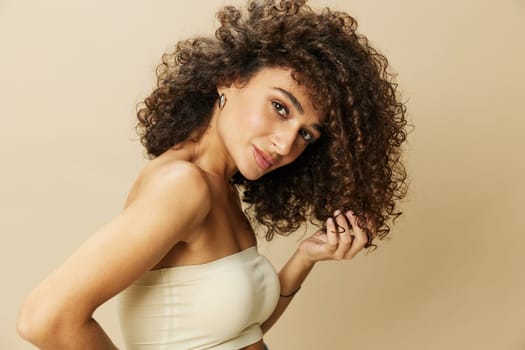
[218,93,227,109]
[216,84,230,99]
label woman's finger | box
[333,210,353,259]
[343,211,368,259]
[333,210,348,233]
[326,217,339,253]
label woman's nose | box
[272,127,297,156]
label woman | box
[17,0,408,349]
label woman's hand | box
[298,210,370,265]
[262,209,371,333]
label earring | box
[218,94,226,109]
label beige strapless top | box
[118,246,280,349]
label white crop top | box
[118,246,280,349]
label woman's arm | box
[261,248,314,333]
[17,162,210,350]
[261,210,368,333]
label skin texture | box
[17,0,408,348]
[17,67,369,350]
[216,67,323,180]
[137,0,409,246]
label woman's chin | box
[237,168,265,181]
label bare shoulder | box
[135,160,212,223]
[17,163,213,332]
[142,160,210,192]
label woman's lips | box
[253,146,273,170]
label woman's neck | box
[185,112,237,180]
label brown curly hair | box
[136,0,410,250]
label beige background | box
[1,0,524,349]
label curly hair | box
[136,0,410,250]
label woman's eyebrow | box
[272,87,304,114]
[312,123,323,134]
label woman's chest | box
[119,248,280,348]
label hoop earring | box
[218,94,226,109]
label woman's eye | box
[272,101,288,118]
[299,129,314,143]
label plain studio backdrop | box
[1,0,524,349]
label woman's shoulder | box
[126,152,211,212]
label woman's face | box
[217,67,323,180]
